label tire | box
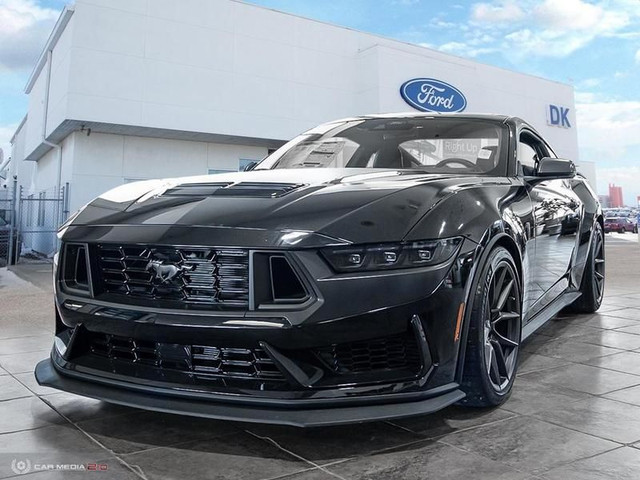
[620,227,626,234]
[458,247,522,407]
[568,222,605,313]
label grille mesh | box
[319,334,422,374]
[95,245,249,308]
[87,333,284,380]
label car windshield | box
[257,117,508,175]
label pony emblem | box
[146,260,194,283]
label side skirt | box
[521,290,582,341]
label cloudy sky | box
[1,0,639,204]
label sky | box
[1,0,639,205]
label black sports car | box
[35,114,604,427]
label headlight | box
[321,237,463,272]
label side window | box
[518,142,538,176]
[518,132,548,176]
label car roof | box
[319,112,532,130]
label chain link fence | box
[0,179,69,266]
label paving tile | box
[519,363,640,395]
[567,314,639,330]
[572,330,640,351]
[0,335,54,356]
[121,432,310,480]
[247,421,423,465]
[532,397,640,444]
[603,385,640,406]
[534,321,602,339]
[517,352,570,375]
[440,416,618,474]
[0,397,64,434]
[615,323,640,335]
[322,440,531,480]
[39,392,136,423]
[583,351,640,376]
[600,297,640,308]
[272,469,337,480]
[77,410,241,455]
[502,377,590,415]
[0,424,110,479]
[0,375,33,401]
[586,304,628,314]
[0,350,50,374]
[600,308,640,321]
[389,405,515,438]
[522,336,623,363]
[542,447,640,480]
[13,372,58,396]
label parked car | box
[36,114,604,426]
[604,216,637,233]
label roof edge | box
[24,5,75,94]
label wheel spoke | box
[493,311,519,324]
[488,347,501,384]
[493,330,519,349]
[495,279,514,311]
[491,339,509,379]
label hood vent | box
[164,182,305,198]
[164,183,231,197]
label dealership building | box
[7,0,593,254]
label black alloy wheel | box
[569,222,605,313]
[459,247,522,407]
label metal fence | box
[0,179,69,266]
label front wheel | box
[459,247,522,407]
[620,227,626,234]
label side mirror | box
[243,161,258,172]
[536,157,576,178]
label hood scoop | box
[164,182,306,198]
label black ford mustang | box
[35,114,604,426]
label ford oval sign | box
[400,78,467,113]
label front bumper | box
[38,234,479,425]
[35,357,464,427]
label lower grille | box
[94,244,249,308]
[318,333,422,374]
[87,333,284,381]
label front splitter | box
[35,359,465,427]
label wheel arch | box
[454,230,524,384]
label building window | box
[238,159,258,171]
[208,169,234,175]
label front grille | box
[94,245,249,308]
[87,332,284,380]
[318,333,422,374]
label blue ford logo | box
[400,78,467,113]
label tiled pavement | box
[1,234,640,479]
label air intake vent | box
[163,182,304,198]
[211,182,305,198]
[163,183,231,196]
[61,243,90,294]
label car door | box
[519,130,583,315]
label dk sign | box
[547,104,571,128]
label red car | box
[604,217,638,233]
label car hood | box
[66,169,508,245]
